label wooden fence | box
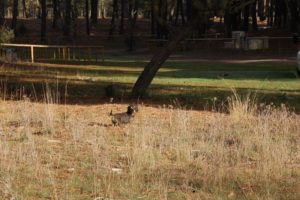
[0,43,105,63]
[148,37,299,56]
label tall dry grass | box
[0,92,299,199]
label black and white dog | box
[111,105,138,125]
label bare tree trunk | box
[63,0,71,37]
[266,0,270,24]
[175,0,179,25]
[162,0,168,39]
[275,0,287,28]
[72,0,79,36]
[231,12,240,31]
[119,0,125,34]
[86,0,90,35]
[150,0,155,36]
[90,0,98,24]
[179,0,185,24]
[52,0,58,28]
[37,6,41,19]
[268,0,274,26]
[274,0,279,27]
[115,0,119,19]
[100,0,105,19]
[22,0,27,17]
[168,2,175,22]
[251,0,257,30]
[11,0,18,33]
[127,0,138,51]
[243,5,249,31]
[40,0,46,42]
[131,19,197,97]
[156,0,162,39]
[175,0,185,25]
[258,0,265,21]
[224,12,232,37]
[282,0,287,28]
[186,0,192,23]
[108,0,118,37]
[0,0,5,26]
[288,0,299,32]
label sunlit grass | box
[0,94,299,199]
[0,59,299,110]
[2,59,299,91]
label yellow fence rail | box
[0,43,105,63]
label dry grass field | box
[0,92,299,200]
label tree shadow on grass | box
[157,70,298,80]
[1,73,299,112]
[3,61,298,81]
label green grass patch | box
[0,58,299,110]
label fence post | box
[31,45,35,63]
[68,48,70,60]
[95,47,98,62]
[102,47,104,62]
[63,48,66,60]
[88,47,91,62]
[278,39,281,57]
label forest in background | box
[0,0,299,44]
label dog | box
[110,105,138,125]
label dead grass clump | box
[0,95,299,199]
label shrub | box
[0,26,14,43]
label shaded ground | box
[1,18,299,111]
[0,55,299,111]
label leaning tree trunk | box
[131,19,197,97]
[40,0,46,42]
[11,0,18,34]
[85,0,90,35]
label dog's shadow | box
[88,105,139,127]
[88,122,113,127]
